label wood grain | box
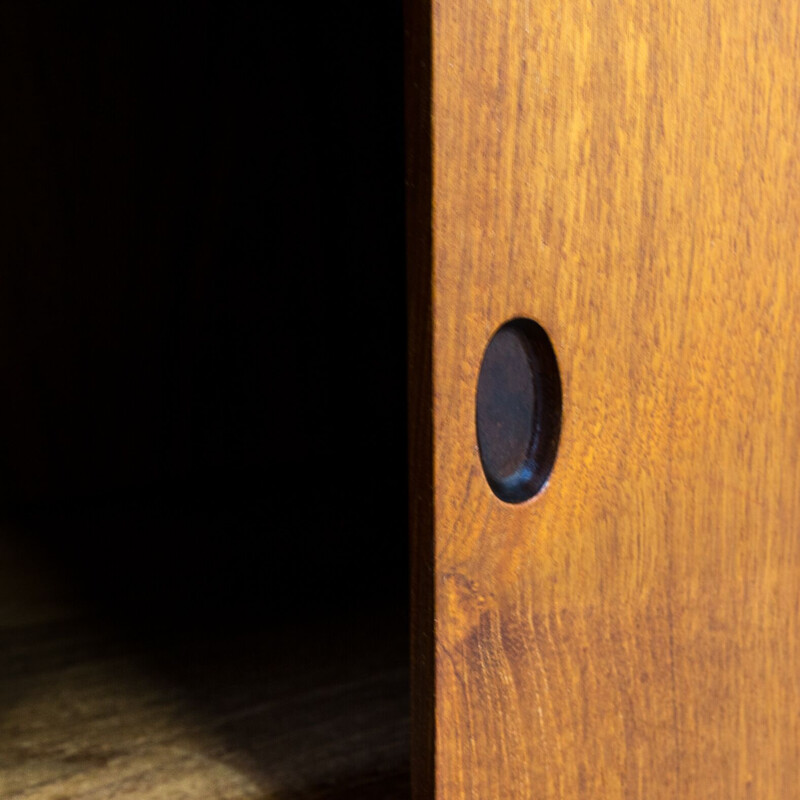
[0,527,409,800]
[407,0,800,796]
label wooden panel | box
[408,0,800,796]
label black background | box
[0,2,407,634]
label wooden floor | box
[0,530,410,799]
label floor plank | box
[0,529,409,799]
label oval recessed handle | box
[475,318,562,503]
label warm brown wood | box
[408,0,800,796]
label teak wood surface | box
[407,0,800,797]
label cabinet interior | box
[0,4,409,797]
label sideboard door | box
[408,0,800,796]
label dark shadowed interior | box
[0,3,408,796]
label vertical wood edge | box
[405,0,434,795]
